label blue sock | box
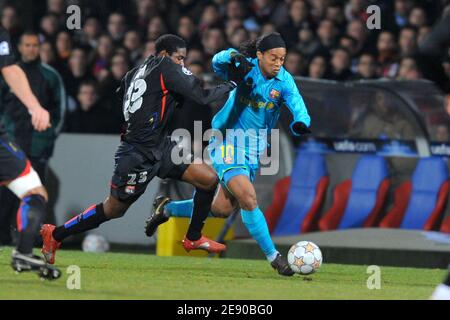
[165,199,217,218]
[241,207,278,261]
[165,199,194,218]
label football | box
[82,234,110,253]
[287,241,323,275]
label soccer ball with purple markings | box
[287,241,323,275]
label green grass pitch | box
[0,247,445,300]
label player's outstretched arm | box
[162,62,236,105]
[1,64,50,131]
[282,74,311,136]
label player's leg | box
[41,195,132,264]
[145,183,237,237]
[153,137,226,253]
[10,184,61,280]
[0,134,48,256]
[225,170,294,276]
[41,141,153,264]
[6,161,48,255]
[179,162,227,253]
[0,137,59,279]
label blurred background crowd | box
[0,0,450,135]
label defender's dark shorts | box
[110,139,191,204]
[0,133,27,183]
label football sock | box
[241,207,278,261]
[165,199,215,218]
[186,189,215,241]
[16,195,46,255]
[52,204,109,242]
[165,199,194,218]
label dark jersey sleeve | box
[161,60,233,105]
[0,28,15,69]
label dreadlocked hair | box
[238,39,257,58]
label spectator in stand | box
[225,0,247,23]
[417,25,431,46]
[229,27,249,50]
[385,0,414,33]
[316,19,338,55]
[329,47,353,81]
[260,22,276,36]
[198,5,222,33]
[39,13,60,43]
[308,54,329,79]
[136,0,161,30]
[123,30,143,66]
[55,31,72,69]
[398,26,418,57]
[64,48,94,112]
[409,6,428,29]
[225,18,244,43]
[185,48,205,67]
[397,56,423,80]
[201,27,226,67]
[65,81,114,133]
[295,26,320,57]
[177,16,201,48]
[339,34,359,72]
[352,53,379,80]
[47,0,66,20]
[251,0,278,25]
[166,0,204,32]
[39,41,65,73]
[99,53,128,133]
[279,0,312,48]
[75,16,102,50]
[1,5,22,46]
[284,50,305,76]
[377,31,399,78]
[89,34,114,82]
[326,2,346,31]
[107,13,127,46]
[147,16,168,41]
[344,0,369,22]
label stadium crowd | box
[1,0,450,135]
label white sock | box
[267,251,279,263]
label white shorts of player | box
[7,166,42,199]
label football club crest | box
[269,89,280,100]
[125,185,136,194]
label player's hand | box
[228,52,253,85]
[28,104,51,132]
[291,121,311,135]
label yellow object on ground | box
[156,217,234,257]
